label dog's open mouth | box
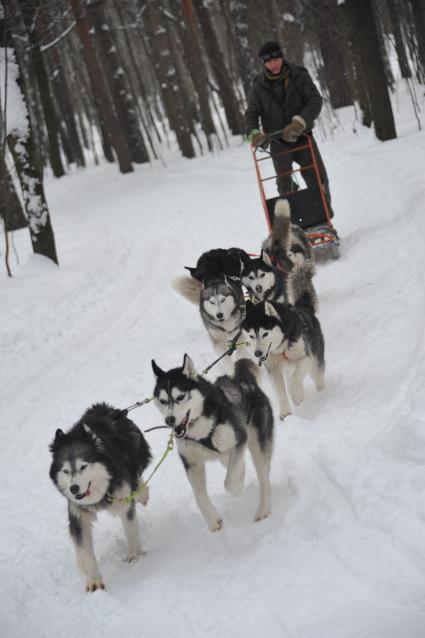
[174,411,190,438]
[75,482,92,500]
[258,352,268,366]
[257,343,271,367]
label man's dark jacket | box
[245,62,323,136]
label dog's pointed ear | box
[181,354,197,379]
[151,359,164,378]
[265,302,279,319]
[184,266,196,278]
[83,424,104,449]
[49,429,65,453]
[261,250,273,267]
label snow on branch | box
[40,20,76,52]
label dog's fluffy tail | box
[272,199,292,254]
[172,275,202,305]
[288,259,318,313]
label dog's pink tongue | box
[85,487,91,497]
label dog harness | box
[185,416,220,453]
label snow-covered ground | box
[1,83,425,638]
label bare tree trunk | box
[339,0,373,127]
[193,0,243,134]
[410,0,425,82]
[144,1,195,158]
[0,154,27,231]
[179,0,217,150]
[18,0,65,177]
[309,0,353,108]
[91,0,148,164]
[386,0,411,77]
[342,0,396,140]
[70,0,133,173]
[227,0,256,97]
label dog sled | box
[251,132,340,260]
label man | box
[245,40,334,217]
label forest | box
[0,0,424,268]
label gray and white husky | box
[242,260,325,419]
[49,403,151,592]
[172,275,246,356]
[152,356,274,531]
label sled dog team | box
[49,199,326,591]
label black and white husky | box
[242,260,325,419]
[49,403,151,592]
[242,199,293,304]
[152,355,274,531]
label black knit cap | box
[258,41,283,59]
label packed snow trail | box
[1,97,425,638]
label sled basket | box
[251,133,340,258]
[265,188,328,230]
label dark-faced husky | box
[242,199,293,304]
[242,260,325,419]
[184,247,250,283]
[49,403,151,592]
[152,356,274,531]
[173,274,246,357]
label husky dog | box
[152,356,274,530]
[184,247,250,283]
[262,199,313,266]
[49,403,151,592]
[242,260,325,419]
[242,199,292,304]
[173,274,246,356]
[241,250,289,304]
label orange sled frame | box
[252,133,340,259]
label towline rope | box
[124,335,250,413]
[110,338,250,504]
[107,431,175,505]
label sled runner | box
[252,132,340,259]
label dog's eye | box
[159,399,168,406]
[219,298,226,303]
[249,275,254,280]
[260,273,265,278]
[209,299,215,305]
[80,464,87,472]
[63,469,70,475]
[262,332,269,338]
[249,335,254,339]
[176,394,185,402]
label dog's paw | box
[124,550,146,563]
[279,408,291,420]
[291,385,304,406]
[208,517,223,533]
[254,506,271,522]
[136,485,149,506]
[86,578,105,593]
[225,481,244,497]
[224,469,245,496]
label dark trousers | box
[270,136,334,218]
